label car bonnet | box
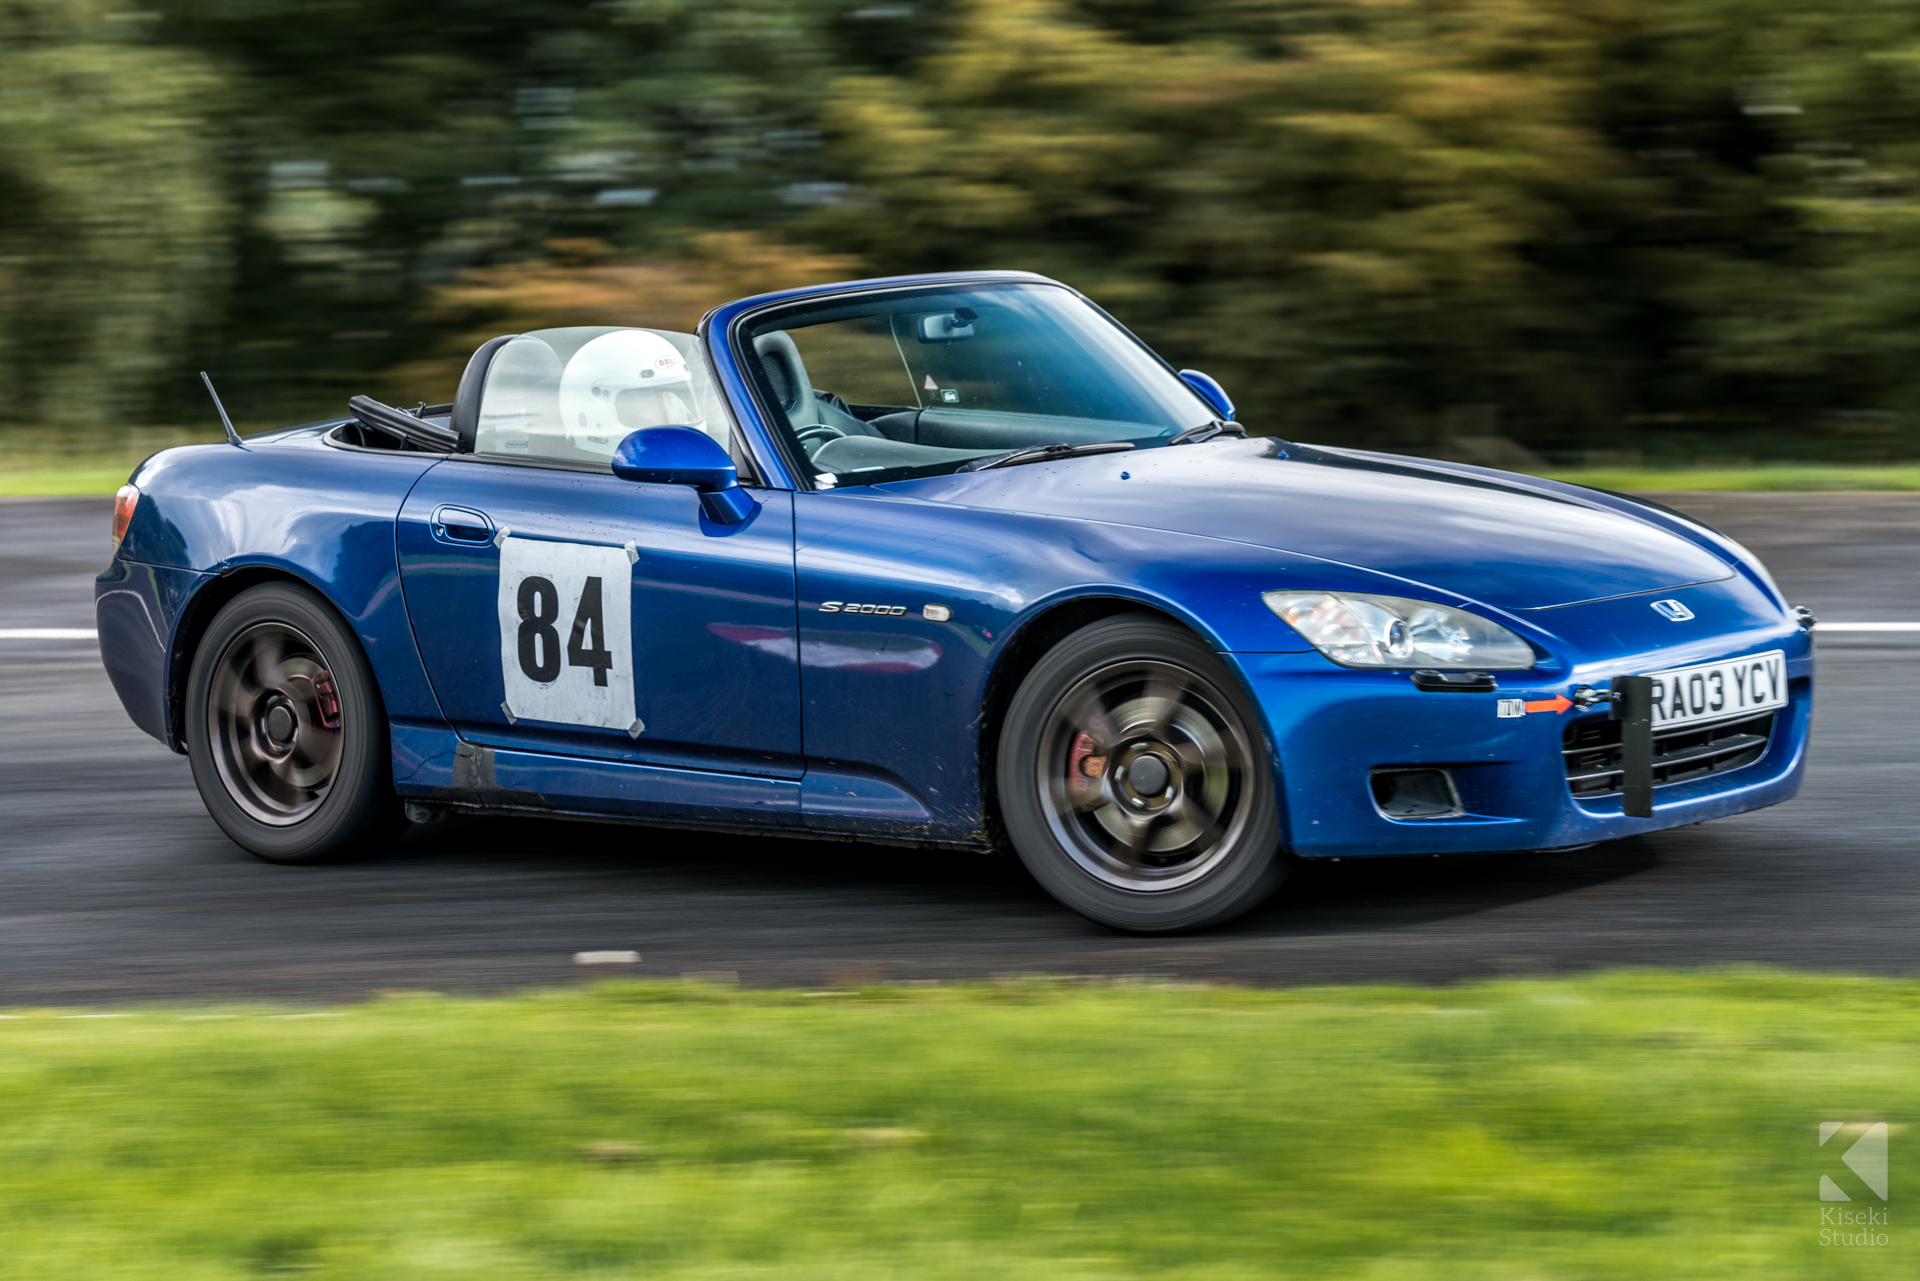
[875,438,1735,611]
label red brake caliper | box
[311,671,342,729]
[1068,731,1107,798]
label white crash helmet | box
[557,329,701,454]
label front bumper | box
[1236,624,1812,861]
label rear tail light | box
[111,484,140,550]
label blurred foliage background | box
[8,0,1920,466]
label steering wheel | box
[795,424,850,456]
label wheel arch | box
[165,566,359,750]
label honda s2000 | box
[98,271,1811,932]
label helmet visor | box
[614,386,697,431]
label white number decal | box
[497,537,636,731]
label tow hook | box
[1570,681,1653,815]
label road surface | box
[2,492,1914,1002]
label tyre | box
[184,582,403,863]
[997,614,1289,932]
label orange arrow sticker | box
[1524,695,1574,714]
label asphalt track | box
[2,492,1916,1003]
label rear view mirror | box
[916,308,977,343]
[611,426,757,524]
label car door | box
[396,456,802,814]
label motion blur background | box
[6,0,1920,473]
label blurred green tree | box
[0,0,227,428]
[1607,0,1920,454]
[145,0,924,418]
[9,0,1919,459]
[806,0,1920,460]
[813,0,1652,451]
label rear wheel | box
[997,615,1289,932]
[185,582,402,863]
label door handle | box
[431,505,494,544]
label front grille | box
[1563,709,1775,798]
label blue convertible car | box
[98,270,1812,931]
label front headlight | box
[1262,591,1535,670]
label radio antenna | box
[199,371,246,449]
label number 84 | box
[516,576,614,686]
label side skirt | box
[400,798,993,854]
[392,723,992,853]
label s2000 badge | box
[819,601,907,616]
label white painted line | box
[1819,622,1920,632]
[575,950,640,965]
[0,628,97,640]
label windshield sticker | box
[496,536,636,732]
[923,374,939,390]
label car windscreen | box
[736,283,1216,488]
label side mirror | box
[1178,369,1234,422]
[611,427,757,525]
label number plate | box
[497,536,635,730]
[1644,650,1786,729]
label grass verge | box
[0,429,223,498]
[0,461,147,497]
[1537,464,1920,492]
[0,969,1911,1277]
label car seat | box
[752,331,878,442]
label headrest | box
[450,335,520,452]
[752,330,817,426]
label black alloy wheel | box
[998,614,1289,932]
[185,582,403,863]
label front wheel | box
[997,615,1290,933]
[185,582,402,863]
